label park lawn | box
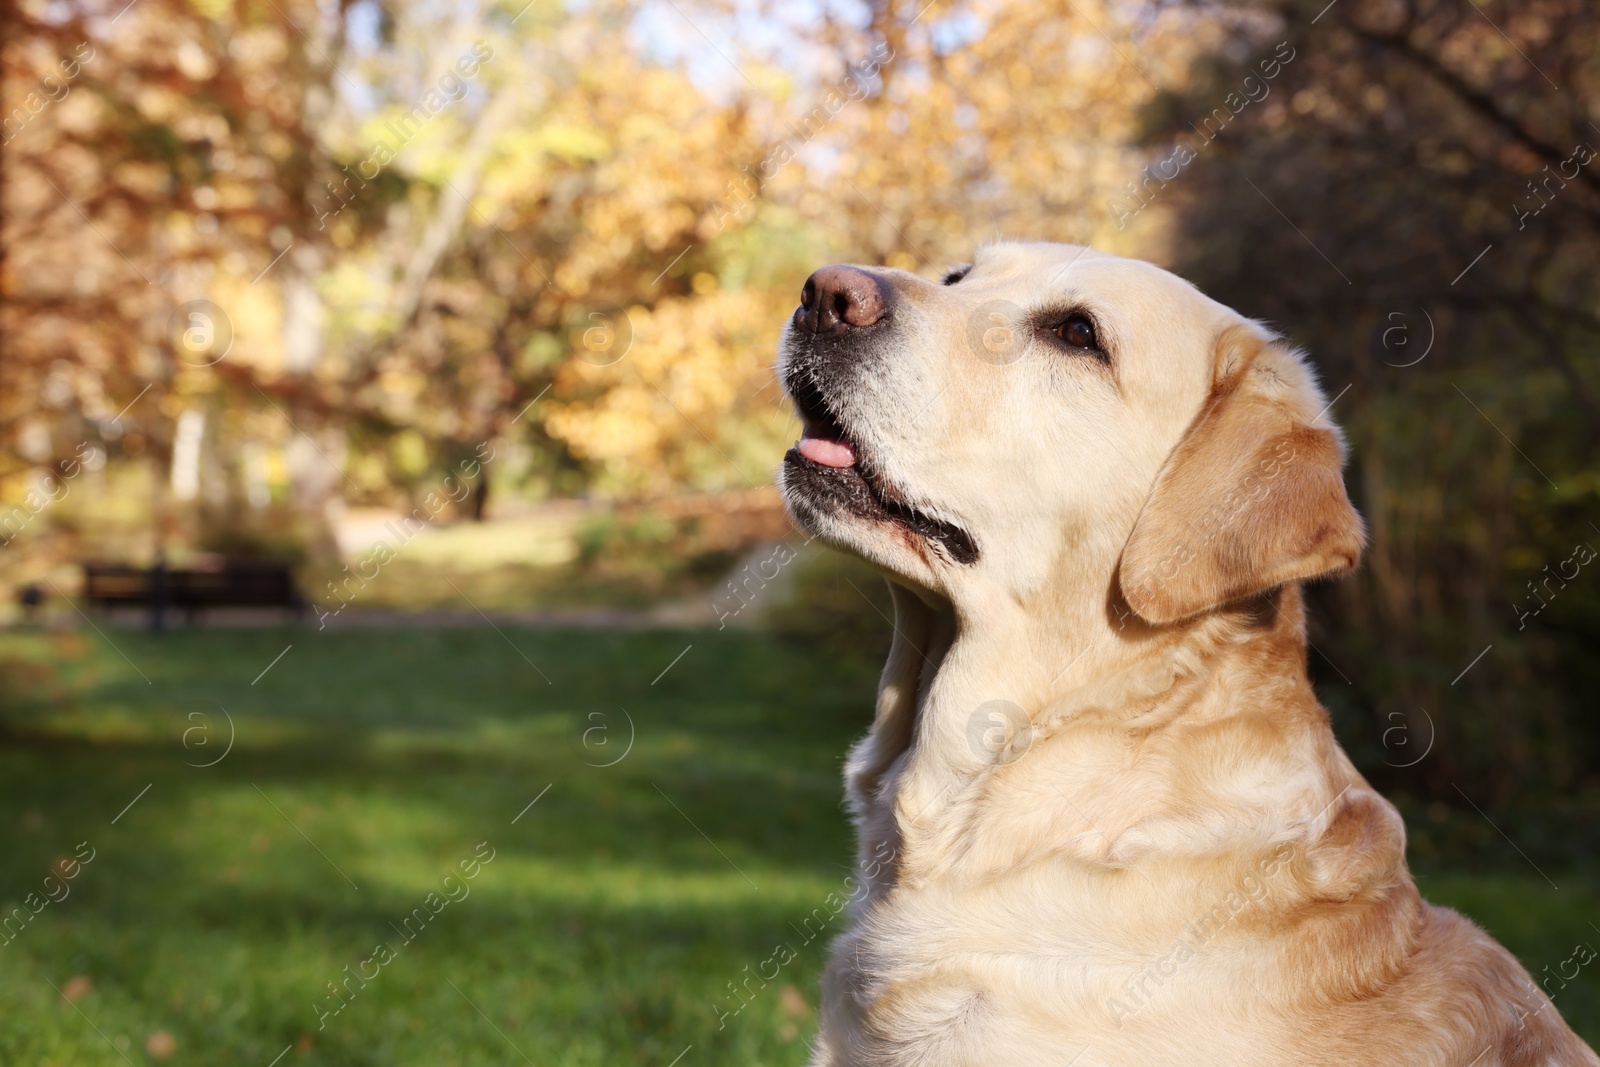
[0,626,1595,1065]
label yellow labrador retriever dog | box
[776,242,1598,1066]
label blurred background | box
[3,0,1600,1062]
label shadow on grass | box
[0,626,881,1065]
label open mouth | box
[783,375,978,565]
[794,387,858,470]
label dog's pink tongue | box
[798,434,856,468]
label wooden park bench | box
[82,559,306,628]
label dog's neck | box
[848,575,1336,895]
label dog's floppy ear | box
[1119,325,1365,625]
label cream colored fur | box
[776,242,1598,1067]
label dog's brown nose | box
[796,265,887,335]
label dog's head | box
[777,241,1364,625]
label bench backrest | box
[82,562,299,607]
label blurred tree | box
[0,0,798,554]
[354,3,799,498]
[1152,0,1600,808]
[1,0,350,561]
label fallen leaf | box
[779,983,808,1018]
[145,1030,177,1059]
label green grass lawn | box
[0,626,1595,1064]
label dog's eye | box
[941,264,971,286]
[1052,314,1098,350]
